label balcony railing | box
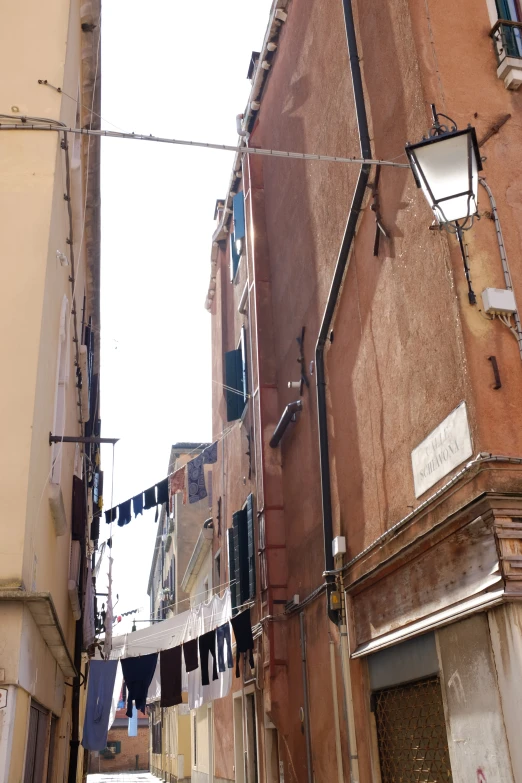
[491,19,522,64]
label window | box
[106,740,121,755]
[228,494,256,612]
[224,327,248,422]
[490,0,522,88]
[230,191,245,280]
[51,296,70,484]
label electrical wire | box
[37,79,126,132]
[0,118,410,168]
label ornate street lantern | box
[405,105,482,230]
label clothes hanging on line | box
[156,478,169,506]
[132,493,143,517]
[82,659,119,751]
[143,485,157,510]
[203,441,218,464]
[187,454,207,504]
[170,466,187,509]
[105,508,117,525]
[231,608,255,678]
[121,652,158,718]
[128,705,138,737]
[117,499,132,527]
[160,645,183,708]
[183,639,199,672]
[216,622,233,673]
[199,629,219,686]
[187,590,232,710]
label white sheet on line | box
[108,589,232,705]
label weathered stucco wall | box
[437,615,514,782]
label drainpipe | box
[299,613,313,783]
[316,0,372,625]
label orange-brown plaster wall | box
[210,0,522,780]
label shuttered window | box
[228,528,239,613]
[230,192,245,281]
[229,495,256,613]
[224,331,248,422]
[246,494,256,599]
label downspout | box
[316,0,372,625]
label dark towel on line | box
[105,508,117,525]
[160,646,183,708]
[143,486,156,510]
[117,499,132,527]
[199,629,219,686]
[121,653,158,717]
[81,659,118,751]
[187,454,207,505]
[156,478,169,506]
[183,639,199,672]
[132,493,144,517]
[203,441,218,464]
[216,622,233,673]
[231,608,255,678]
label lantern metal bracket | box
[428,104,457,137]
[49,433,120,445]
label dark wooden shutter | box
[228,527,239,613]
[71,475,86,540]
[24,707,38,783]
[240,326,248,403]
[224,349,244,421]
[234,509,249,605]
[246,494,256,599]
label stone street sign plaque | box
[411,401,473,498]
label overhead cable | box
[0,117,410,168]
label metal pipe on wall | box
[315,0,372,625]
[299,613,313,783]
[329,639,345,783]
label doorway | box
[24,701,49,783]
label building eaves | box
[204,0,289,311]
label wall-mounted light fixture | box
[405,104,482,231]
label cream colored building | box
[0,0,102,781]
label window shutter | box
[233,192,245,241]
[234,509,249,605]
[240,326,248,403]
[230,232,241,281]
[224,348,244,421]
[246,494,256,599]
[228,527,239,613]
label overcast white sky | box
[99,0,272,634]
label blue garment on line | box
[81,659,118,751]
[187,454,207,504]
[128,705,138,737]
[203,441,218,464]
[121,652,158,718]
[132,493,144,517]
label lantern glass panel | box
[410,131,479,224]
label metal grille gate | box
[374,677,453,783]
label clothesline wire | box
[101,420,239,524]
[113,597,254,653]
[140,578,237,621]
[38,79,127,133]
